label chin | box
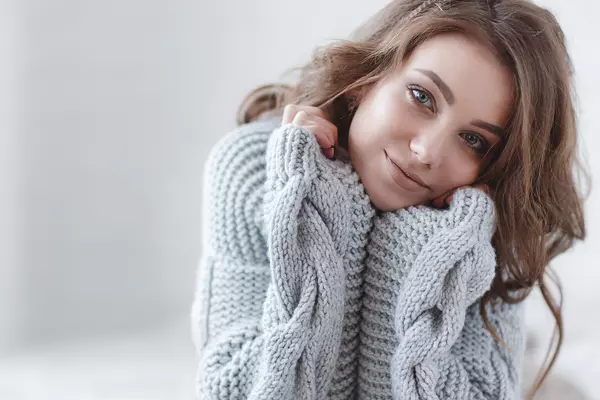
[365,188,422,212]
[353,153,429,211]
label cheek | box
[351,85,410,144]
[437,158,480,192]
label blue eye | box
[460,132,490,156]
[409,87,434,110]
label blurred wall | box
[0,0,20,351]
[3,0,207,351]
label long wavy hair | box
[237,0,589,396]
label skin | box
[282,33,514,211]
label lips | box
[384,150,429,192]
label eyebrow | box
[416,68,455,105]
[415,68,505,139]
[472,120,505,139]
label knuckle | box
[310,106,326,117]
[283,104,296,117]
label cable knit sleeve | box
[361,188,525,400]
[191,121,358,399]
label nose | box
[409,127,446,169]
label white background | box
[0,0,598,398]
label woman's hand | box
[282,104,338,158]
[431,184,492,209]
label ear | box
[344,88,364,112]
[345,83,376,103]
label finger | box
[291,111,334,146]
[290,110,337,158]
[292,110,309,127]
[297,105,327,119]
[445,185,471,205]
[314,124,338,159]
[432,194,447,209]
[320,144,335,159]
[307,125,336,158]
[313,131,333,150]
[292,111,321,135]
[432,188,457,208]
[325,120,339,147]
[282,104,297,125]
[283,104,337,145]
[327,146,335,159]
[282,104,327,125]
[319,121,337,148]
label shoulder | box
[205,116,281,182]
[202,117,281,263]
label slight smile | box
[384,150,430,192]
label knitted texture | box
[191,118,525,399]
[359,190,525,399]
[192,118,374,399]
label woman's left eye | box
[460,132,489,154]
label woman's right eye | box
[408,86,435,112]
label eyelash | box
[407,85,491,157]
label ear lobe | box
[344,89,362,112]
[345,84,375,108]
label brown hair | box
[238,0,589,396]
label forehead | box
[403,33,514,125]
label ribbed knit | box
[191,118,525,400]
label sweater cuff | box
[265,123,324,189]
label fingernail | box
[333,145,350,162]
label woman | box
[191,0,588,399]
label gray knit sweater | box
[191,117,525,400]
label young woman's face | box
[348,33,514,211]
